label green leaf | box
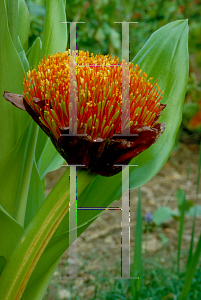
[29,0,68,181]
[176,188,194,212]
[187,205,201,217]
[131,188,143,298]
[0,256,7,276]
[24,160,46,228]
[177,190,186,274]
[18,49,30,73]
[21,171,129,293]
[153,206,178,226]
[26,37,42,70]
[6,0,19,49]
[0,205,24,259]
[35,128,49,165]
[187,144,201,269]
[130,20,189,188]
[38,141,65,180]
[159,233,168,245]
[42,0,67,58]
[18,0,30,48]
[23,217,95,298]
[0,121,38,226]
[21,257,60,300]
[176,188,186,206]
[0,166,96,299]
[0,168,71,300]
[180,233,201,300]
[0,0,30,162]
[26,1,46,17]
[18,36,30,72]
[35,129,65,180]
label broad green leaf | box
[23,218,95,297]
[38,141,65,180]
[0,121,38,226]
[0,0,30,162]
[42,0,67,58]
[24,160,46,228]
[35,131,49,170]
[0,205,24,259]
[153,206,179,226]
[159,233,168,245]
[0,256,7,276]
[6,0,19,49]
[18,36,30,72]
[32,0,67,178]
[26,1,46,17]
[22,257,60,300]
[18,50,30,73]
[187,205,201,217]
[34,114,62,178]
[18,0,30,47]
[130,20,189,188]
[0,168,71,300]
[35,129,65,180]
[0,167,95,300]
[26,37,42,70]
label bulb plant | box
[0,0,188,299]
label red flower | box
[4,50,166,176]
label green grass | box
[46,257,201,299]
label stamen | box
[23,50,164,141]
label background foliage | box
[25,0,201,139]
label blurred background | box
[24,1,201,299]
[26,0,201,144]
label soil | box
[44,142,201,300]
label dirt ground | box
[44,141,201,300]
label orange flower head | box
[4,50,166,176]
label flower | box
[4,50,166,176]
[144,212,153,223]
